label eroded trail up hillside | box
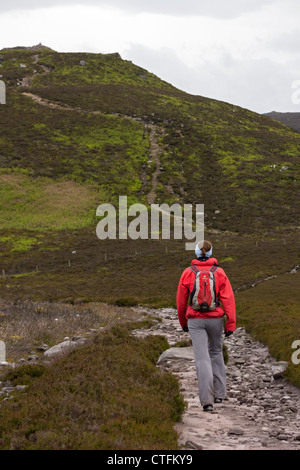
[22,90,163,205]
[146,124,163,205]
[133,307,300,451]
[21,53,163,203]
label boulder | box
[157,347,194,365]
[272,361,288,379]
[0,340,5,363]
[44,340,77,359]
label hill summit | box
[0,43,53,52]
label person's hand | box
[183,325,189,332]
[224,330,233,337]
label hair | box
[198,240,212,257]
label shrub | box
[0,323,185,450]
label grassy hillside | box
[0,46,299,398]
[0,48,299,235]
[0,48,298,293]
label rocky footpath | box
[132,307,300,451]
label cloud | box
[1,0,299,112]
[123,45,190,90]
[0,0,277,18]
[267,30,300,55]
[124,43,300,113]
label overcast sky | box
[1,0,300,113]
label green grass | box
[0,322,185,450]
[29,49,175,90]
[0,91,151,207]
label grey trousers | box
[188,317,226,407]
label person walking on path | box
[177,240,236,412]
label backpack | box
[189,265,219,312]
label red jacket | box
[177,258,236,332]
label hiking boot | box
[203,404,213,412]
[214,398,223,404]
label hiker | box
[176,240,236,412]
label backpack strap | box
[189,266,199,306]
[209,265,219,273]
[209,265,220,307]
[189,266,200,274]
[189,265,219,274]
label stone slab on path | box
[157,347,194,365]
[132,307,300,451]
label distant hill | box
[264,111,300,133]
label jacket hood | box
[191,257,218,266]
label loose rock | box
[132,307,300,450]
[228,427,244,436]
[44,340,77,358]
